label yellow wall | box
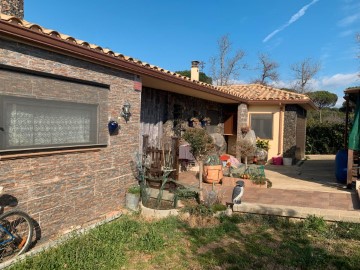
[248,105,284,162]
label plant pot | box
[257,160,266,165]
[126,193,140,211]
[283,157,293,166]
[272,156,283,165]
[203,165,223,184]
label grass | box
[9,213,360,270]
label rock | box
[210,133,227,154]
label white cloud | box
[320,72,359,88]
[271,72,360,107]
[263,0,319,43]
[338,14,360,27]
[339,29,354,37]
[273,72,359,90]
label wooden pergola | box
[344,87,360,188]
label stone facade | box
[0,38,140,241]
[283,105,307,160]
[236,103,248,158]
[0,0,24,19]
[141,87,224,146]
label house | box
[219,84,316,162]
[0,0,315,242]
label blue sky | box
[25,0,360,106]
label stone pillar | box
[1,0,24,19]
[283,105,297,159]
[236,103,248,159]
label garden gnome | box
[232,180,245,204]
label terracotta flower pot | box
[203,165,223,184]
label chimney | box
[0,0,24,19]
[191,60,200,81]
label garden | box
[9,213,360,270]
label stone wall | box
[141,87,224,145]
[0,0,24,19]
[236,103,248,158]
[283,105,307,160]
[0,38,140,241]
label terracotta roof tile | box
[219,84,312,102]
[0,13,315,108]
[0,13,234,93]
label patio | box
[178,155,360,221]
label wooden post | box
[143,135,149,154]
[171,137,179,181]
[142,135,149,168]
[347,149,354,187]
[199,160,204,201]
[344,94,349,149]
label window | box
[250,113,273,139]
[0,96,98,151]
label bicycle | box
[0,187,33,261]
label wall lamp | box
[121,101,131,122]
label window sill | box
[0,144,107,160]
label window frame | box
[249,113,274,140]
[0,95,100,152]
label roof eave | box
[0,20,246,103]
[247,99,318,110]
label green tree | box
[175,70,213,84]
[308,91,338,123]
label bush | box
[306,122,345,154]
[127,185,141,194]
[181,127,214,160]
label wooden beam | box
[347,149,353,186]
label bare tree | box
[290,58,321,93]
[209,35,246,86]
[252,53,279,85]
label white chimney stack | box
[191,61,200,81]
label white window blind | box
[250,114,273,140]
[1,96,98,150]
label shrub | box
[181,127,214,160]
[127,185,141,194]
[306,122,345,154]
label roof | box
[220,84,317,109]
[0,13,316,109]
[345,86,360,94]
[0,14,191,79]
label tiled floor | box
[177,155,360,212]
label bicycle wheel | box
[0,210,34,261]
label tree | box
[308,91,338,123]
[252,53,279,85]
[290,58,321,93]
[209,35,246,86]
[182,127,214,201]
[175,70,213,84]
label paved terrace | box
[178,155,360,222]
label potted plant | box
[126,185,141,211]
[238,126,257,168]
[200,117,211,127]
[182,127,214,200]
[255,139,269,165]
[203,155,223,184]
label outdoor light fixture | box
[121,101,131,122]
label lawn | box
[9,213,360,270]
